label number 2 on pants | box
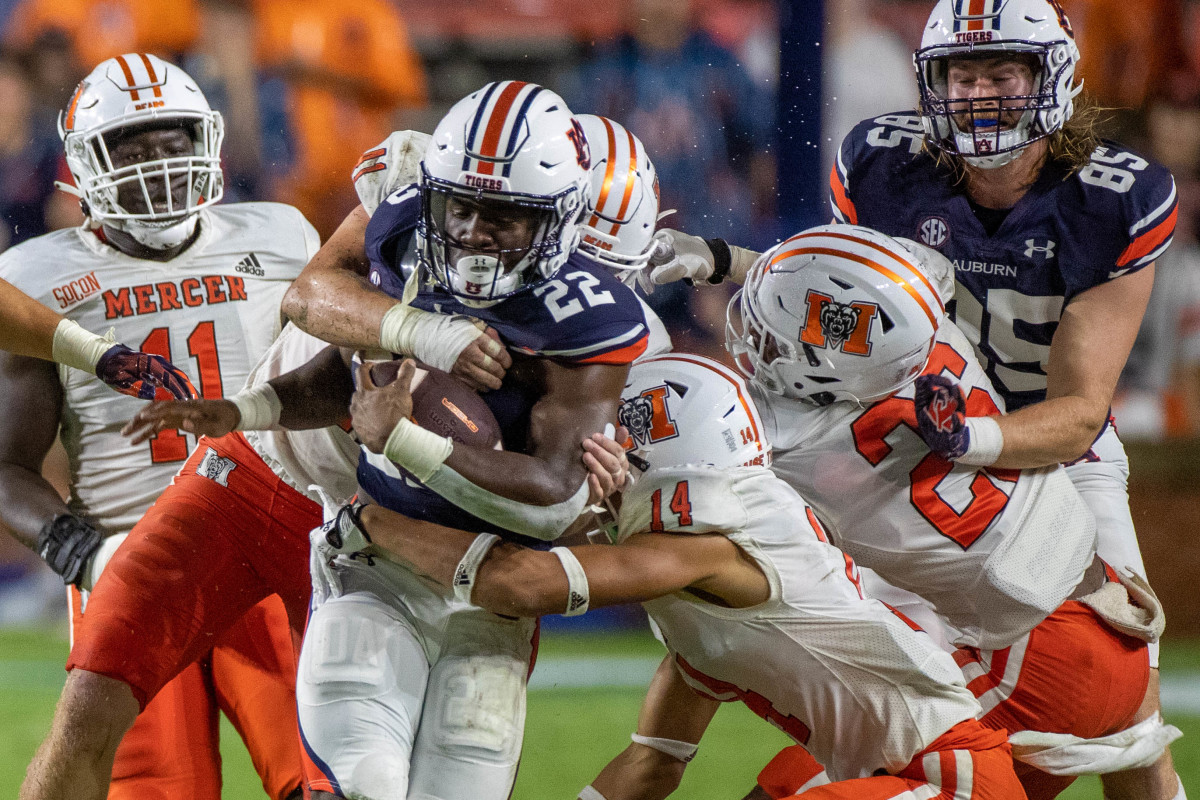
[850,342,1020,549]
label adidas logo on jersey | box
[234,253,265,277]
[568,591,588,613]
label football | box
[369,359,502,449]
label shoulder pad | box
[1074,144,1178,273]
[353,131,432,216]
[831,112,928,224]
[619,465,754,538]
[364,185,422,287]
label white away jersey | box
[0,203,319,535]
[242,323,361,506]
[625,465,979,780]
[758,322,1097,649]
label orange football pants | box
[68,432,323,800]
[760,720,1025,799]
[956,598,1149,800]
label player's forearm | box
[269,346,356,430]
[282,267,395,350]
[0,464,70,550]
[588,744,688,800]
[991,395,1109,468]
[358,504,476,586]
[0,279,63,362]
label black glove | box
[37,514,103,587]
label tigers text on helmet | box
[726,225,945,406]
[59,54,224,249]
[574,114,660,283]
[419,81,591,306]
[914,0,1081,169]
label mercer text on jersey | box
[102,275,250,319]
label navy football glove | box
[913,374,969,460]
[96,344,198,401]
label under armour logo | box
[1024,239,1057,259]
[195,448,236,487]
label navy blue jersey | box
[830,112,1177,411]
[359,183,648,538]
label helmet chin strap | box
[114,215,200,251]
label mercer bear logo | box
[799,290,880,357]
[103,275,248,320]
[618,385,680,453]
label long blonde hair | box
[925,93,1109,182]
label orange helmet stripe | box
[136,53,163,98]
[588,117,619,230]
[648,354,763,454]
[796,230,944,312]
[475,81,527,175]
[780,245,939,328]
[63,82,87,131]
[611,127,639,236]
[114,55,140,101]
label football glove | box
[913,374,969,460]
[96,344,198,401]
[648,229,716,284]
[37,514,103,587]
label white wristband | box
[230,383,282,431]
[452,533,501,604]
[550,546,590,616]
[631,733,699,763]
[578,786,608,800]
[383,417,454,482]
[51,318,112,373]
[957,416,1004,467]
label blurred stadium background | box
[0,0,1197,796]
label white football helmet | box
[618,354,769,475]
[59,53,224,249]
[419,81,590,305]
[575,114,660,283]
[914,0,1082,168]
[727,225,945,405]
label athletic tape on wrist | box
[383,418,454,482]
[958,416,1004,466]
[452,533,501,604]
[550,546,590,616]
[578,786,608,800]
[51,318,112,373]
[631,733,699,763]
[231,383,282,431]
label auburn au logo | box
[618,385,678,449]
[567,119,591,170]
[799,290,879,356]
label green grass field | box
[1,627,1196,798]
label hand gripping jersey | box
[0,203,318,535]
[830,112,1178,411]
[242,323,362,506]
[625,465,981,780]
[759,322,1097,650]
[356,185,649,536]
